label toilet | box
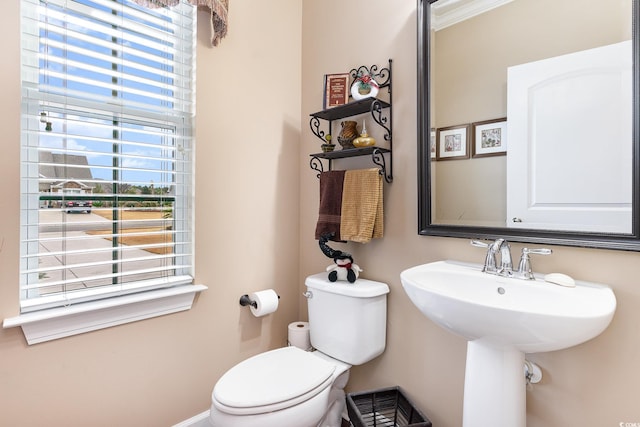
[209,273,390,427]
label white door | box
[506,40,632,233]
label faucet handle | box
[470,239,501,273]
[516,247,552,279]
[470,240,490,248]
[524,247,552,256]
[470,239,504,251]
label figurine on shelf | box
[337,120,358,150]
[351,71,379,101]
[352,120,376,148]
[321,134,335,152]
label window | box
[11,0,200,339]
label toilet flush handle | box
[303,291,313,299]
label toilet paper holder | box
[239,293,280,309]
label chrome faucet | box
[471,239,552,279]
[497,239,513,275]
[471,238,513,276]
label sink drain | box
[497,287,506,295]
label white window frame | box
[4,0,206,345]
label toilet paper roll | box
[249,289,279,317]
[288,321,312,351]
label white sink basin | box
[400,260,617,427]
[400,260,616,353]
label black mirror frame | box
[417,0,640,251]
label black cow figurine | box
[318,233,362,283]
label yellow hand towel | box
[340,168,384,243]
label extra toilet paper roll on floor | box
[288,321,312,351]
[249,289,279,317]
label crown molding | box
[432,0,515,31]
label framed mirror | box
[418,0,640,250]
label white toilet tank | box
[305,273,390,366]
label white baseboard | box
[172,410,210,427]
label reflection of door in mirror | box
[431,0,632,232]
[507,41,632,233]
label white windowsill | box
[3,284,207,345]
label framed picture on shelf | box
[472,118,507,158]
[436,124,469,160]
[323,73,350,109]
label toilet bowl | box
[209,274,389,427]
[210,347,350,427]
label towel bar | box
[309,147,392,183]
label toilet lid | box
[213,347,335,410]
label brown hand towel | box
[340,168,384,243]
[315,170,346,241]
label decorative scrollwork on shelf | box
[349,64,391,89]
[309,117,328,143]
[309,156,324,179]
[370,100,391,143]
[372,148,393,183]
[373,65,390,88]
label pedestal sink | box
[400,260,616,427]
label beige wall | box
[1,1,639,426]
[301,1,640,427]
[0,1,301,425]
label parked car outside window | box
[64,200,92,214]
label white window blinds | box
[20,0,196,313]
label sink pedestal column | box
[463,339,526,427]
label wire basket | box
[346,386,432,427]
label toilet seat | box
[212,346,336,416]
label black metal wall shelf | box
[308,59,393,183]
[310,147,391,183]
[310,98,391,121]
